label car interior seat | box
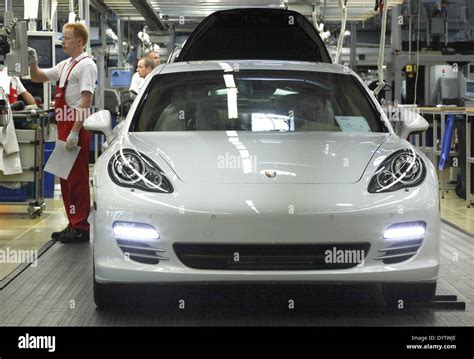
[195,99,222,130]
[296,97,340,131]
[152,89,186,131]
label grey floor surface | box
[0,223,472,326]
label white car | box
[86,10,439,307]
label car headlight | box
[368,149,426,193]
[113,221,160,240]
[383,221,426,240]
[108,149,173,193]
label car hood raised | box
[129,132,390,184]
[176,8,331,63]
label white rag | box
[0,111,23,175]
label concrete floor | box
[0,195,67,281]
[441,190,474,235]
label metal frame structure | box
[409,107,474,206]
[466,109,474,208]
[0,111,48,218]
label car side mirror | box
[84,110,113,143]
[397,110,429,139]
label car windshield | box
[131,70,387,133]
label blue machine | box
[438,113,455,170]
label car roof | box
[157,60,349,76]
[175,8,332,64]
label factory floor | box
[440,190,474,235]
[0,182,473,325]
[0,189,67,282]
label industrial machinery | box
[0,11,47,218]
[0,11,29,77]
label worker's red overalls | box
[8,82,18,104]
[55,57,91,231]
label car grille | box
[374,239,423,264]
[116,239,169,265]
[173,243,370,270]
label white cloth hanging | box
[0,111,23,175]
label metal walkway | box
[0,223,472,326]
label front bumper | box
[93,180,440,284]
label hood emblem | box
[264,170,277,179]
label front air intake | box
[116,239,168,265]
[374,239,423,264]
[174,243,370,270]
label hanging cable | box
[413,0,421,104]
[312,3,331,42]
[408,0,412,64]
[334,0,348,64]
[311,3,322,34]
[373,0,389,96]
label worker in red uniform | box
[0,68,36,106]
[29,22,97,243]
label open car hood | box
[176,8,331,63]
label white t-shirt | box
[129,71,145,94]
[10,76,26,96]
[0,68,26,96]
[44,52,97,108]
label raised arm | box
[28,48,50,83]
